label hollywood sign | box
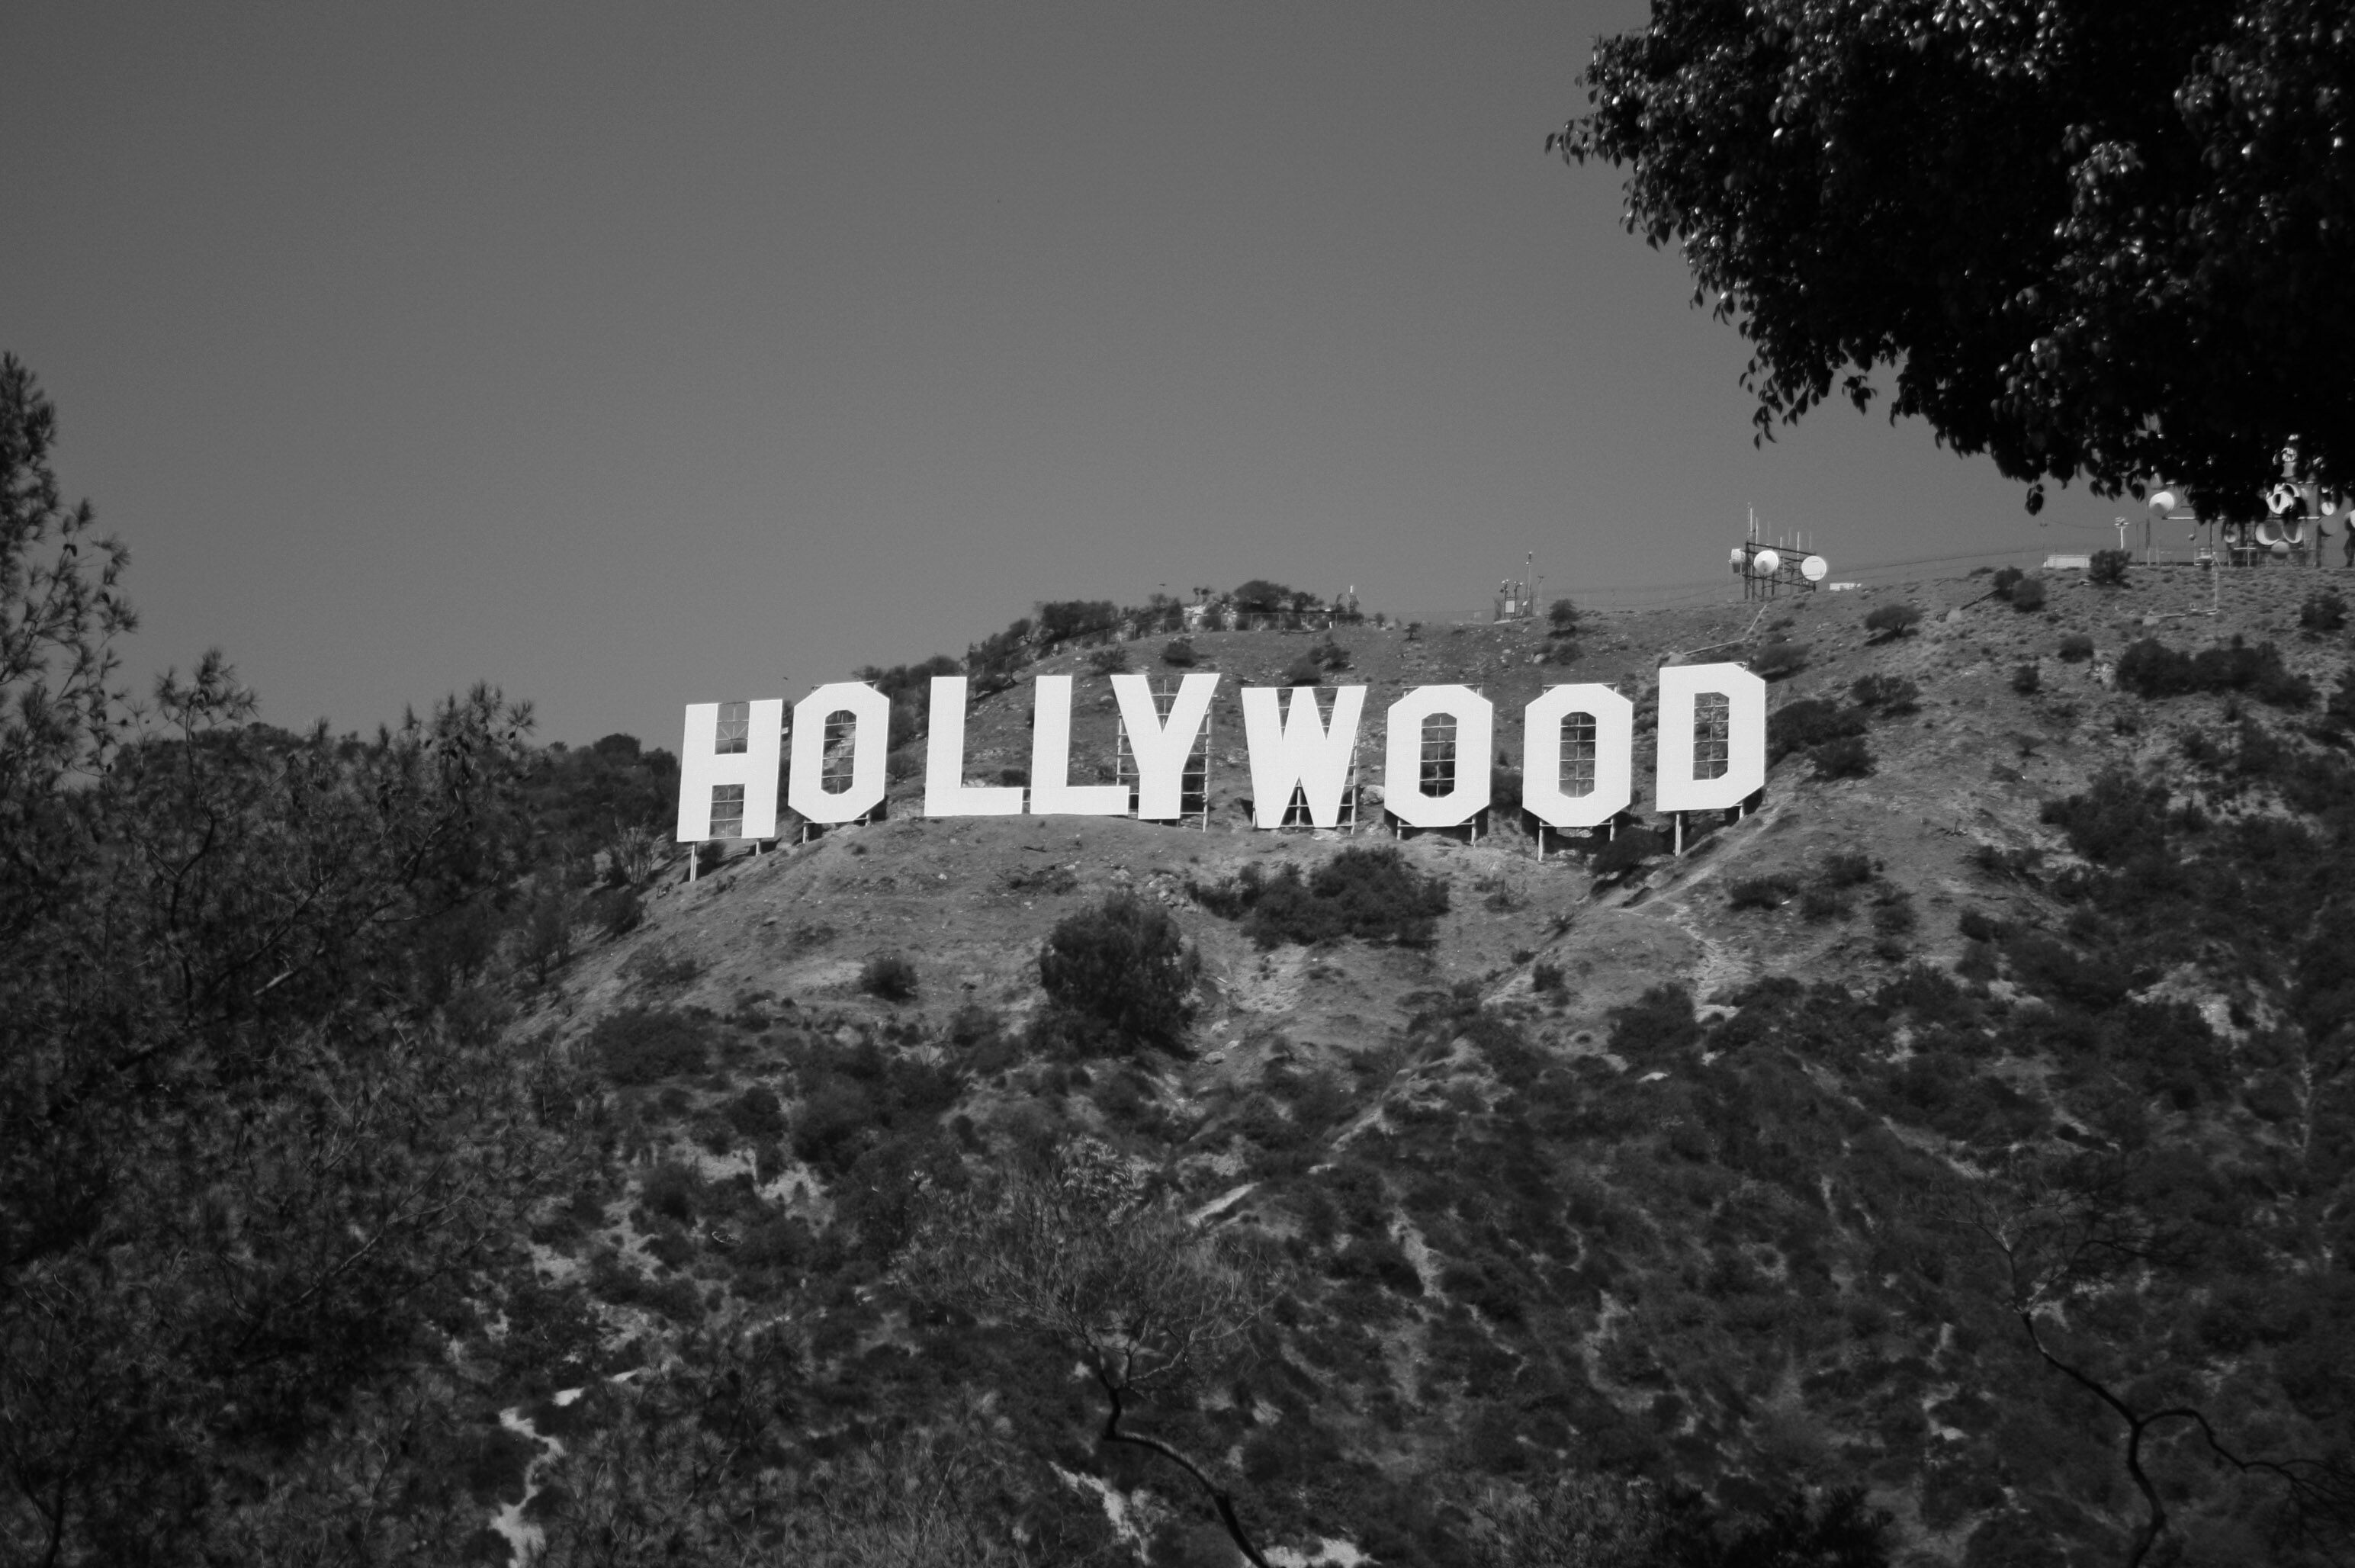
[675,666,1765,842]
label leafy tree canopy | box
[1554,1,2355,517]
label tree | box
[0,358,579,1561]
[1944,1155,2355,1566]
[1553,3,2355,517]
[1862,603,1923,641]
[897,1139,1278,1568]
[1036,893,1200,1054]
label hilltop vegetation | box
[7,358,2355,1565]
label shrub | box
[1281,653,1325,686]
[1086,645,1132,676]
[588,885,644,939]
[1608,982,1701,1062]
[1037,892,1200,1052]
[695,839,731,875]
[1161,637,1198,667]
[1990,566,2025,599]
[1768,699,1865,763]
[1547,597,1580,634]
[1812,735,1874,779]
[1591,828,1664,881]
[641,1161,700,1224]
[861,951,918,1001]
[1193,847,1451,949]
[1799,885,1848,921]
[1532,961,1568,998]
[2010,575,2048,612]
[1957,908,2008,943]
[2012,661,2042,695]
[2088,548,2130,586]
[1863,603,1923,639]
[1543,639,1583,666]
[1849,674,1920,714]
[725,1084,787,1138]
[590,1008,713,1085]
[1729,876,1797,910]
[1316,638,1352,671]
[2300,590,2348,632]
[2058,634,2096,663]
[2116,635,2315,707]
[1751,641,1810,680]
[1820,851,1875,888]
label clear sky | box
[4,2,2137,748]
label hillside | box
[21,555,2350,1568]
[460,561,2353,1568]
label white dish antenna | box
[2148,489,2177,512]
[1800,554,1828,582]
[2267,484,2300,516]
[1750,548,1781,578]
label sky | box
[3,2,2140,749]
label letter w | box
[1240,685,1364,829]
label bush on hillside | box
[2115,636,2314,708]
[2012,661,2042,695]
[1591,827,1664,881]
[1543,639,1583,665]
[861,951,917,1002]
[1193,847,1451,949]
[1849,674,1920,714]
[1608,982,1701,1062]
[1820,850,1876,889]
[1161,637,1197,667]
[1990,566,2025,599]
[1750,641,1810,680]
[1767,699,1865,763]
[1863,603,1923,639]
[1036,892,1200,1052]
[1812,735,1875,779]
[1729,876,1797,910]
[1086,645,1131,676]
[590,1007,715,1086]
[2058,634,2096,663]
[2088,548,2131,586]
[1282,653,1325,686]
[1548,597,1580,634]
[2010,575,2048,612]
[2300,590,2347,632]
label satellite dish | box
[2272,541,2292,557]
[2324,492,2343,517]
[2286,519,2308,545]
[2148,489,2177,512]
[1730,546,1746,567]
[1751,548,1782,577]
[2257,518,2285,546]
[1800,554,1829,582]
[2268,484,2300,516]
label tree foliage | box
[1556,2,2355,515]
[0,357,582,1562]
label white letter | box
[1381,684,1494,829]
[1521,684,1634,827]
[1655,662,1767,812]
[1028,674,1128,815]
[923,675,1025,817]
[1240,684,1365,828]
[788,681,891,824]
[1111,672,1219,820]
[675,699,784,841]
